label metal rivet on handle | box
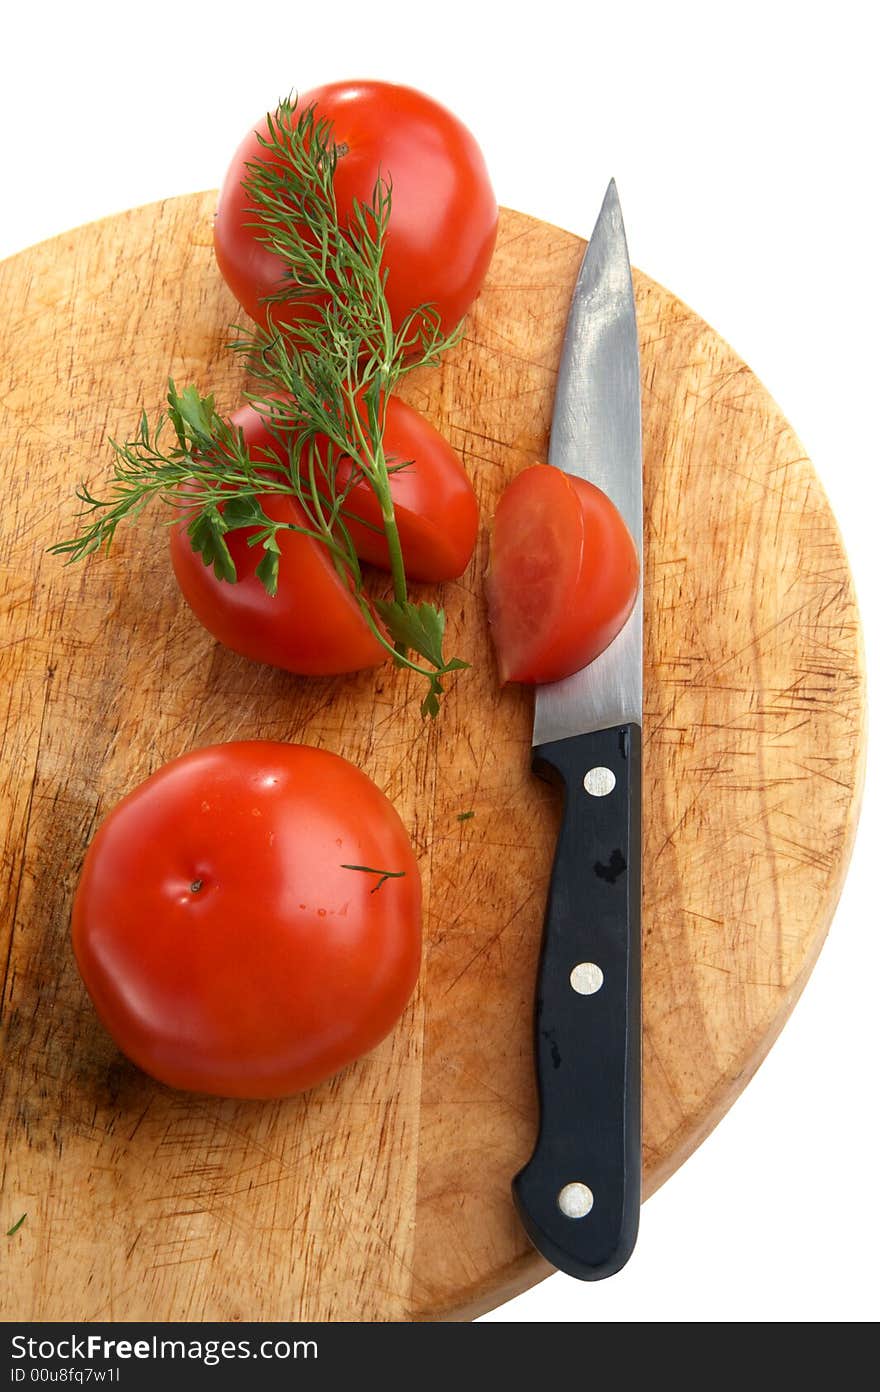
[557,1183,594,1219]
[570,962,604,995]
[583,766,616,796]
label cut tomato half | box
[486,464,639,685]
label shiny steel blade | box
[533,179,643,746]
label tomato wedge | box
[486,464,639,684]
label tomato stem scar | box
[190,880,203,893]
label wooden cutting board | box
[0,196,865,1321]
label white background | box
[3,0,877,1322]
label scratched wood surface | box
[0,196,865,1321]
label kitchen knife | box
[511,179,643,1281]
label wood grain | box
[0,196,865,1321]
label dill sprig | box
[50,95,468,717]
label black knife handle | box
[512,723,641,1281]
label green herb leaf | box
[221,494,264,531]
[255,548,280,596]
[340,864,406,894]
[167,382,217,448]
[187,506,237,583]
[375,599,470,719]
[6,1213,27,1237]
[457,811,475,822]
[421,681,443,720]
[374,599,448,669]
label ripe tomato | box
[235,395,478,582]
[486,464,639,684]
[214,80,498,337]
[72,742,422,1098]
[170,470,386,676]
[337,393,478,581]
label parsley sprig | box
[50,96,468,716]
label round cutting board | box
[0,197,865,1321]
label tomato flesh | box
[214,81,498,338]
[72,742,422,1098]
[486,464,639,684]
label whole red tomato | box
[214,80,498,337]
[72,742,422,1098]
[486,464,640,684]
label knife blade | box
[511,179,643,1281]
